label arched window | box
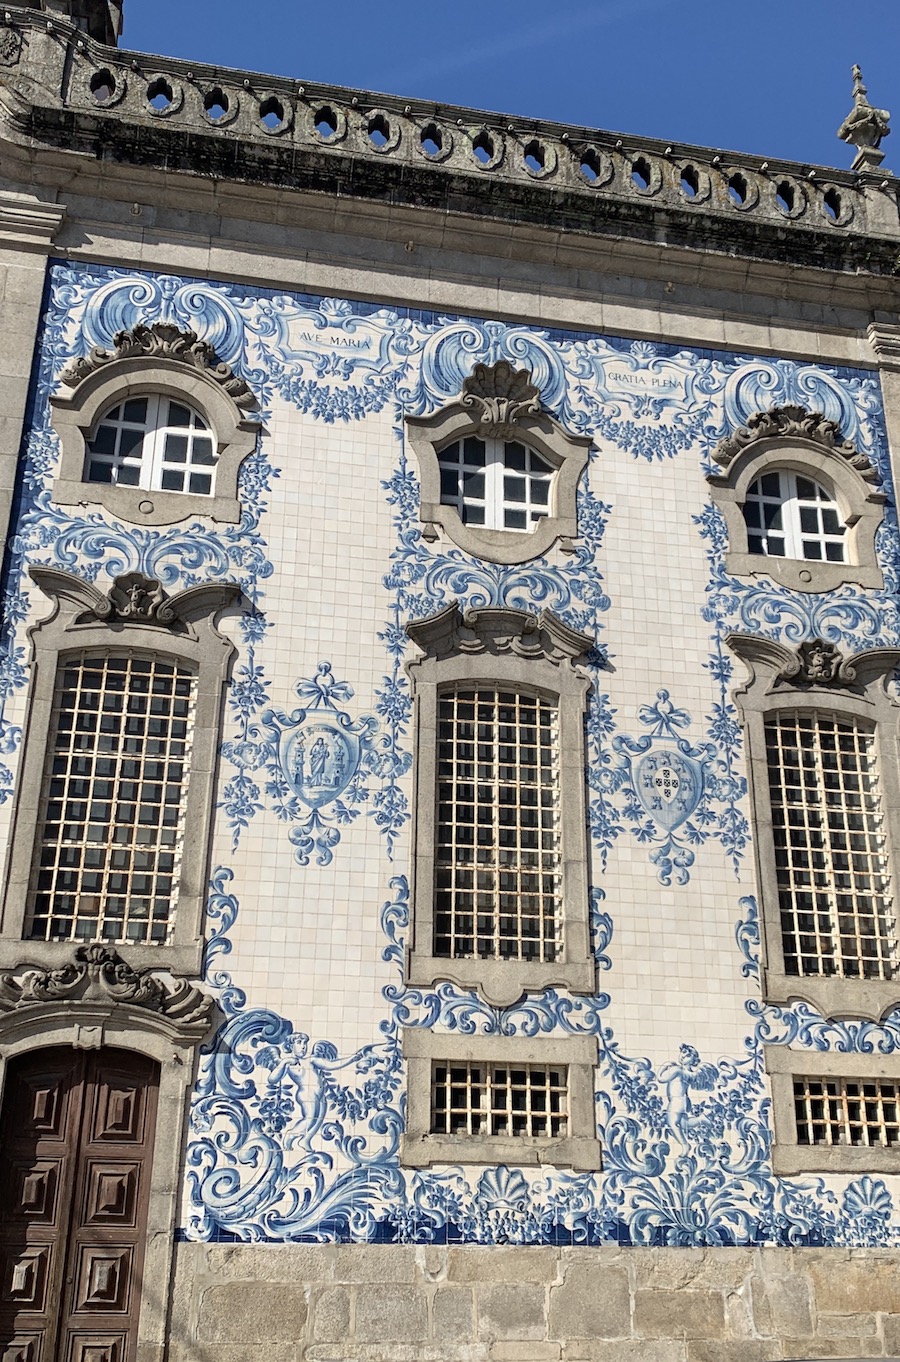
[51,322,260,526]
[708,405,885,592]
[743,470,846,562]
[407,360,590,565]
[437,436,553,531]
[86,394,217,496]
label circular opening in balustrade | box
[523,139,545,174]
[367,112,390,148]
[314,106,338,139]
[472,129,494,165]
[728,172,748,206]
[823,187,842,221]
[260,96,285,131]
[631,156,652,190]
[203,87,229,122]
[90,69,115,105]
[420,123,443,157]
[775,180,795,214]
[147,77,174,112]
[680,165,699,198]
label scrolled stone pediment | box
[713,403,878,484]
[406,603,593,667]
[0,945,213,1028]
[61,321,257,410]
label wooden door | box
[0,1047,159,1362]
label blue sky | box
[124,0,898,169]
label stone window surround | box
[50,329,260,528]
[766,1044,900,1175]
[0,949,214,1360]
[708,406,886,594]
[405,603,595,1008]
[728,632,900,1023]
[406,361,591,565]
[0,566,241,977]
[401,1028,601,1170]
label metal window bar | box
[431,1060,569,1137]
[794,1075,900,1147]
[765,710,897,981]
[435,686,561,962]
[25,652,197,945]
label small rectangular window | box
[794,1075,900,1148]
[431,1060,569,1138]
[25,652,197,946]
[765,709,897,981]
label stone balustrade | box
[1,7,898,256]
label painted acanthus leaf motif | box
[0,945,212,1024]
[60,321,257,410]
[713,403,879,484]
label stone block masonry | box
[168,1243,900,1360]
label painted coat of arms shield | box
[633,748,704,831]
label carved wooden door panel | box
[0,1048,159,1362]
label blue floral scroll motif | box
[607,690,728,885]
[258,662,403,866]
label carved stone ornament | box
[838,64,891,170]
[60,321,257,410]
[459,360,543,438]
[406,602,594,667]
[713,404,879,484]
[0,945,213,1026]
[780,639,857,688]
[0,25,22,66]
[29,565,242,633]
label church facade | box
[0,4,899,1359]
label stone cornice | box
[0,193,64,250]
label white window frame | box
[85,393,218,498]
[50,324,260,527]
[743,469,847,563]
[437,435,554,533]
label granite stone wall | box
[168,1243,899,1361]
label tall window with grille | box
[435,685,561,963]
[25,651,197,946]
[765,708,897,981]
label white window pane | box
[744,471,846,562]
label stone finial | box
[838,64,891,170]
